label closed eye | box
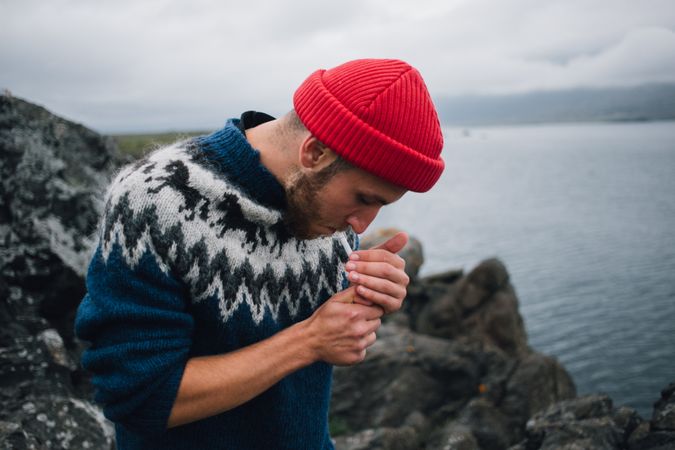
[358,194,376,206]
[357,193,388,206]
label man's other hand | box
[344,231,410,314]
[304,287,383,366]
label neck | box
[246,119,303,189]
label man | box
[75,58,444,449]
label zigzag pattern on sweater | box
[99,143,352,324]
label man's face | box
[284,164,406,240]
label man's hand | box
[345,232,410,314]
[303,286,383,366]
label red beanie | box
[293,59,444,192]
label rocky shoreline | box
[1,94,673,449]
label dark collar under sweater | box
[191,112,286,211]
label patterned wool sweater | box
[75,117,356,449]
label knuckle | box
[383,264,395,278]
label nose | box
[346,207,380,234]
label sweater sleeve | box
[75,239,194,437]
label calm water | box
[372,121,675,418]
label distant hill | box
[436,83,675,126]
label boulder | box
[510,389,675,450]
[0,94,125,448]
[651,382,675,432]
[331,323,483,431]
[409,258,529,357]
[331,321,575,449]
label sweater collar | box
[192,114,287,211]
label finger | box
[331,286,358,304]
[355,284,403,314]
[350,249,406,269]
[348,271,407,299]
[351,303,385,321]
[346,261,409,285]
[354,317,381,337]
[361,331,377,349]
[371,231,408,254]
[352,295,374,306]
[364,318,381,335]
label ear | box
[298,135,338,171]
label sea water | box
[372,121,675,417]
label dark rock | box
[331,323,482,431]
[457,397,514,449]
[613,405,643,441]
[1,95,126,322]
[521,395,624,449]
[426,422,482,450]
[627,421,652,448]
[331,322,576,449]
[652,382,675,432]
[628,430,675,450]
[333,426,422,450]
[422,269,465,285]
[500,352,577,439]
[413,282,463,339]
[1,94,124,448]
[411,258,529,357]
[511,390,675,450]
[457,258,509,311]
[333,411,428,450]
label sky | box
[2,0,675,133]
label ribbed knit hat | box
[293,59,444,192]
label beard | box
[283,169,335,240]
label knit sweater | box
[75,117,357,449]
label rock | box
[521,395,624,449]
[331,321,575,449]
[456,397,514,449]
[333,426,422,450]
[652,382,675,431]
[457,258,509,311]
[331,323,483,431]
[499,352,576,438]
[1,95,126,323]
[412,281,463,339]
[624,382,675,449]
[628,430,675,450]
[613,405,643,441]
[0,95,124,448]
[627,421,652,448]
[423,269,465,285]
[427,423,481,450]
[410,258,529,357]
[512,390,675,450]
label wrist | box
[284,319,321,367]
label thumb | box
[372,231,409,254]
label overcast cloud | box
[2,0,675,132]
